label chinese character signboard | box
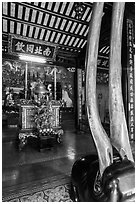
[77,69,82,121]
[127,19,135,141]
[8,34,57,61]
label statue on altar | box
[33,80,48,105]
[3,87,15,111]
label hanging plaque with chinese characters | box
[8,34,57,61]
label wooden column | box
[25,62,28,99]
[77,68,82,127]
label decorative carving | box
[97,71,109,84]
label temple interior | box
[2,2,135,202]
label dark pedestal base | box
[18,129,63,151]
[18,130,38,151]
[38,135,57,152]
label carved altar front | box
[18,99,63,151]
[19,101,61,130]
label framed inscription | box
[8,34,57,61]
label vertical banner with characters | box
[127,19,135,140]
[77,69,82,121]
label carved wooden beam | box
[109,2,134,162]
[86,2,113,175]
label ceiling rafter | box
[3,2,133,59]
[3,15,86,41]
[2,2,92,56]
[18,2,89,26]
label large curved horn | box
[109,3,134,162]
[86,2,113,175]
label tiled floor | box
[2,118,97,194]
[3,114,135,200]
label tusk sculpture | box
[86,2,113,176]
[71,2,135,202]
[109,2,134,162]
